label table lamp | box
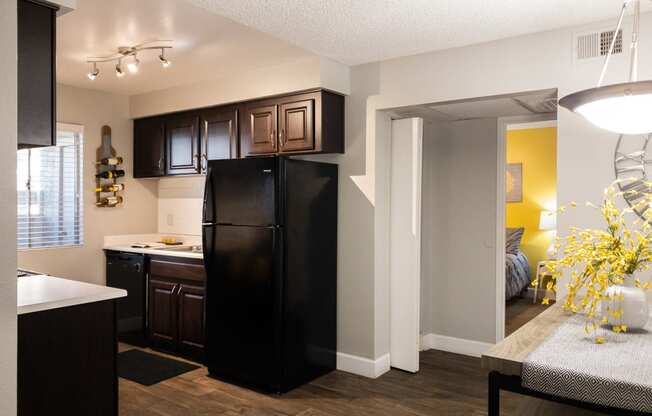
[539,210,557,259]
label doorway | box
[385,89,558,372]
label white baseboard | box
[336,352,390,378]
[420,333,493,358]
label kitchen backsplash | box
[158,176,205,236]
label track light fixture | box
[86,40,173,81]
[87,62,99,80]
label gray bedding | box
[506,250,531,300]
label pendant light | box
[559,0,652,135]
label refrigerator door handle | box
[202,165,216,224]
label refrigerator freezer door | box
[207,158,277,226]
[205,224,281,391]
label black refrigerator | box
[202,156,337,393]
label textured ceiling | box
[57,0,312,95]
[186,0,651,65]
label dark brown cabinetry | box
[241,104,278,156]
[200,107,238,173]
[166,115,201,175]
[240,90,343,158]
[18,0,58,148]
[133,117,165,178]
[279,98,314,153]
[133,89,344,177]
[148,256,206,361]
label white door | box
[389,118,423,373]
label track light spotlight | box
[87,62,99,80]
[158,48,171,68]
[115,60,125,77]
[127,54,140,73]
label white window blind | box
[17,124,84,249]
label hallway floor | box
[505,296,552,336]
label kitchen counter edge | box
[103,245,203,259]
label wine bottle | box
[95,170,125,179]
[96,157,123,166]
[94,183,125,193]
[96,196,123,207]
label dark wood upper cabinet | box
[166,115,200,175]
[279,98,314,153]
[200,107,238,173]
[133,117,165,178]
[18,0,58,148]
[240,90,344,158]
[132,89,344,177]
[241,104,278,157]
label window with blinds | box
[17,124,84,249]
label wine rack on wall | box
[95,125,125,207]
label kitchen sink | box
[154,245,202,253]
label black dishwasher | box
[106,251,147,346]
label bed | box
[505,227,532,300]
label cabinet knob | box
[279,129,285,148]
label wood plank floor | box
[505,296,553,336]
[118,344,591,416]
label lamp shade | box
[558,80,652,135]
[539,210,556,231]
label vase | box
[604,285,649,330]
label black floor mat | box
[118,349,200,386]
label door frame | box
[495,115,557,343]
[387,117,423,372]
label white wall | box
[130,56,350,118]
[420,118,498,343]
[157,176,204,236]
[0,0,17,411]
[341,13,651,364]
[18,85,159,285]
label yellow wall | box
[506,127,557,276]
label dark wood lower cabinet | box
[18,300,118,416]
[148,278,179,351]
[147,256,206,362]
[177,283,206,358]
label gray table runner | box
[522,314,652,412]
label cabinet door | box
[147,279,178,350]
[166,115,200,175]
[17,0,57,148]
[279,99,314,153]
[200,108,238,172]
[241,104,277,157]
[133,117,165,178]
[177,284,206,359]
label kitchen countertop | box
[103,244,203,259]
[18,274,127,315]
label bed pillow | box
[506,227,524,254]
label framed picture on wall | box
[506,163,523,203]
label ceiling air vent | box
[576,29,622,60]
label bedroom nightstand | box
[533,260,553,304]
